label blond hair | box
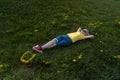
[83,29,89,36]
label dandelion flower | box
[118,22,120,25]
[100,50,104,53]
[114,55,120,59]
[78,54,82,59]
[117,55,120,58]
[45,61,51,65]
[72,59,77,62]
[88,23,94,26]
[34,29,39,32]
[88,23,97,28]
[0,64,3,68]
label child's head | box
[81,29,89,36]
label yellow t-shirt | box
[67,32,85,43]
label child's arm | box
[77,27,82,32]
[85,35,94,39]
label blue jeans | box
[55,35,72,46]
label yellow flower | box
[0,64,3,68]
[114,55,120,59]
[45,61,51,65]
[117,55,120,58]
[78,54,82,59]
[88,23,94,26]
[72,59,77,62]
[100,50,104,53]
[34,29,39,32]
[88,23,97,28]
[118,22,120,25]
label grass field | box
[0,0,120,80]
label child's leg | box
[32,38,57,53]
[41,38,57,50]
[33,35,72,53]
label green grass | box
[0,0,120,80]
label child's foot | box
[32,45,43,53]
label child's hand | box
[85,35,95,39]
[91,35,94,38]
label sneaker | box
[32,45,43,53]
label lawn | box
[0,0,120,80]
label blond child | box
[33,27,94,53]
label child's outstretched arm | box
[77,27,82,32]
[85,35,94,39]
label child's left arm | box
[85,35,94,39]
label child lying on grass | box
[32,27,94,53]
